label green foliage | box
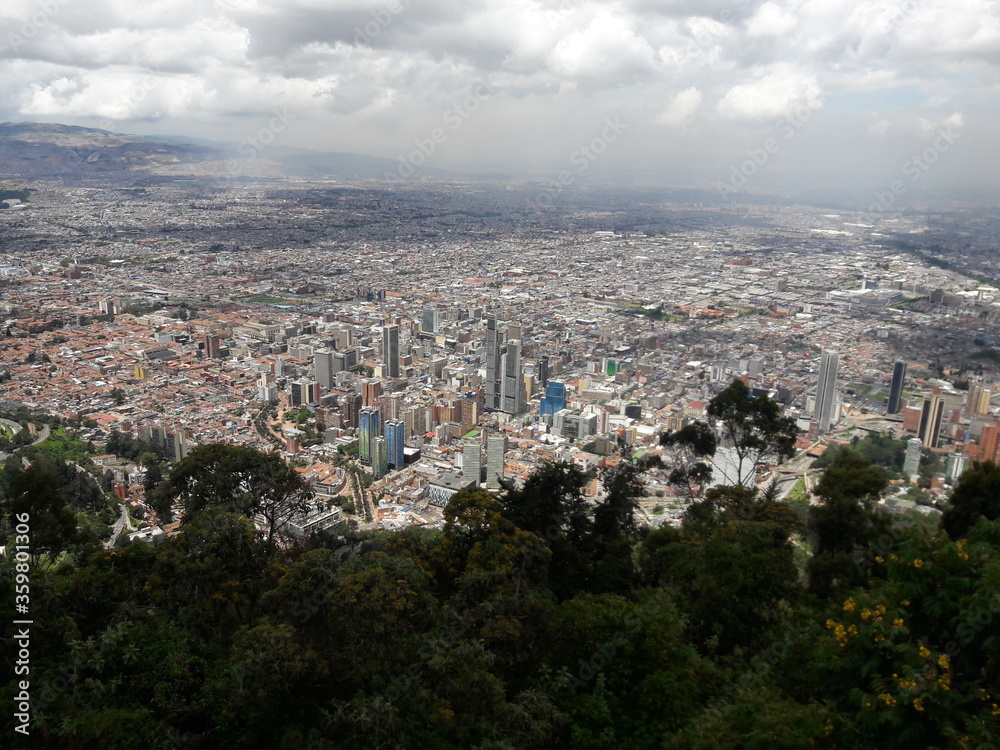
[941,460,1000,539]
[150,443,313,541]
[705,379,798,487]
[9,444,1000,749]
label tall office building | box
[372,437,389,479]
[314,349,336,390]
[904,437,923,478]
[815,350,840,432]
[290,378,318,407]
[341,393,362,429]
[385,419,405,469]
[945,453,969,484]
[484,313,502,410]
[362,380,383,407]
[486,434,506,490]
[978,422,1000,464]
[540,380,568,417]
[463,439,482,482]
[887,360,906,414]
[359,406,380,466]
[381,324,400,378]
[919,393,945,449]
[422,306,439,334]
[967,384,992,417]
[500,338,527,415]
[204,335,222,359]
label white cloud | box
[745,2,798,38]
[657,86,702,126]
[868,117,890,136]
[717,67,824,121]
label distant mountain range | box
[0,122,458,184]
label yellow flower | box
[876,556,884,564]
[861,609,872,621]
[875,605,887,616]
[992,704,1000,717]
[901,599,911,607]
[843,598,857,612]
[938,654,950,669]
[913,698,924,711]
[894,619,905,628]
[913,559,923,568]
[919,646,932,659]
[874,635,885,643]
[959,552,969,561]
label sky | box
[1,0,999,199]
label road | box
[0,421,49,461]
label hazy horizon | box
[2,0,999,201]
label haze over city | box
[1,0,999,198]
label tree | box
[660,421,717,500]
[0,458,78,565]
[706,379,798,487]
[807,448,891,596]
[152,444,314,542]
[940,460,1000,539]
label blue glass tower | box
[540,381,567,417]
[385,419,405,469]
[359,407,379,466]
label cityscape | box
[1,171,997,543]
[3,0,1000,745]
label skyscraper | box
[204,334,222,359]
[486,434,505,490]
[372,436,389,479]
[359,406,380,466]
[500,338,527,415]
[887,360,906,414]
[967,384,992,417]
[484,313,502,410]
[385,419,405,469]
[381,324,400,378]
[422,306,439,334]
[314,349,336,390]
[904,437,923,478]
[919,393,944,449]
[540,380,567,417]
[290,378,317,407]
[463,439,482,482]
[815,350,839,432]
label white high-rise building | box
[486,434,506,490]
[314,349,336,390]
[463,440,482,483]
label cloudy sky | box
[2,0,999,198]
